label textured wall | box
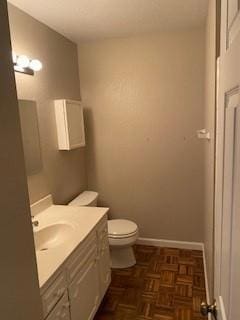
[203,0,216,298]
[78,30,205,241]
[0,1,42,317]
[8,4,87,204]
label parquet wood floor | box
[94,245,206,320]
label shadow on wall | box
[84,107,98,186]
[84,106,114,211]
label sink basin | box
[34,223,74,251]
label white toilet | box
[68,191,138,268]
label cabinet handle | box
[94,295,100,305]
[101,246,108,253]
[63,302,70,309]
[73,288,79,299]
[56,310,61,317]
[54,289,63,298]
[60,312,67,319]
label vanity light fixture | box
[12,51,43,75]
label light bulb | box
[29,59,42,71]
[12,51,17,64]
[17,55,30,68]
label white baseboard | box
[136,237,204,251]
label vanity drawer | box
[67,232,98,283]
[45,292,70,320]
[42,272,67,318]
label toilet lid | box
[108,219,138,236]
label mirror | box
[18,100,43,175]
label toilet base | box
[110,246,136,269]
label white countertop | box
[34,205,109,290]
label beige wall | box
[0,1,42,317]
[78,29,205,241]
[8,4,87,205]
[203,0,216,298]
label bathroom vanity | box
[32,200,111,320]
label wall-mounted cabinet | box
[54,99,85,150]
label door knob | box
[201,300,217,319]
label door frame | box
[213,55,230,320]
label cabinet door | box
[65,101,85,149]
[54,99,85,150]
[69,256,100,320]
[42,272,67,318]
[99,236,111,298]
[46,293,70,320]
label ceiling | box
[8,0,209,43]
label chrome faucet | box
[31,215,39,227]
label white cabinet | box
[41,218,111,320]
[69,251,100,320]
[54,99,85,150]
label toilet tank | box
[68,191,99,207]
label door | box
[69,253,100,320]
[214,0,240,319]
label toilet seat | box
[108,231,138,248]
[108,231,138,239]
[108,219,138,238]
